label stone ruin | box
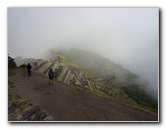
[8,85,54,121]
[32,57,91,89]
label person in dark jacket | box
[48,68,54,85]
[27,63,32,76]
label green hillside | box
[56,48,158,111]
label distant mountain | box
[60,49,157,107]
[15,48,158,111]
[61,48,138,81]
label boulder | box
[43,115,55,121]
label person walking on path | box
[27,63,32,76]
[48,68,54,85]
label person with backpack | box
[27,63,32,76]
[48,67,54,85]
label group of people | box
[27,63,54,85]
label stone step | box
[8,85,55,121]
[57,67,69,82]
[64,69,71,83]
[37,62,52,74]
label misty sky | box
[8,8,159,96]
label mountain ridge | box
[14,48,158,111]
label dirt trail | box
[9,68,158,121]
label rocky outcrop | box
[52,65,90,89]
[68,67,89,88]
[8,85,54,121]
[28,57,91,89]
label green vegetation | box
[81,69,98,79]
[61,55,80,68]
[8,68,16,76]
[90,81,104,94]
[61,72,68,83]
[123,84,158,110]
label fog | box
[8,8,159,98]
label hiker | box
[48,68,54,85]
[27,63,32,76]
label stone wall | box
[8,85,54,121]
[19,56,91,90]
[32,58,91,89]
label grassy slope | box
[53,49,158,113]
[122,84,158,109]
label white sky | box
[8,7,159,96]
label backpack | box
[48,70,54,77]
[27,64,32,70]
